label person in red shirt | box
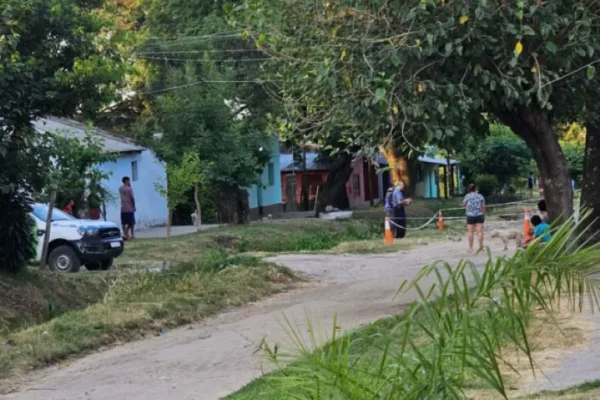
[63,200,75,215]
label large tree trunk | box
[580,115,600,239]
[217,185,250,224]
[319,153,353,211]
[496,107,572,221]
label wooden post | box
[40,188,57,268]
[367,162,374,207]
[166,208,172,238]
[313,185,320,213]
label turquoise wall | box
[424,165,438,199]
[248,137,282,208]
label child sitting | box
[524,214,551,247]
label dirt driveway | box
[5,240,506,400]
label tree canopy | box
[234,0,600,219]
[0,0,126,272]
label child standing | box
[524,214,551,247]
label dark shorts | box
[466,215,485,225]
[121,212,136,226]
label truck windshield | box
[32,204,75,222]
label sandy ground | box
[1,235,524,400]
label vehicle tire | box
[85,263,101,271]
[100,257,114,271]
[48,245,81,273]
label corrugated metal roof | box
[417,155,460,165]
[33,117,146,154]
[280,152,329,172]
[377,154,459,166]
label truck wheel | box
[100,257,114,270]
[48,245,81,273]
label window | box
[418,164,424,181]
[268,162,275,186]
[32,204,74,222]
[352,174,360,198]
[131,161,138,182]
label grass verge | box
[226,215,600,400]
[225,301,591,400]
[0,253,298,391]
[118,219,384,265]
[0,270,110,332]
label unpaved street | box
[4,240,504,400]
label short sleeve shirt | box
[119,185,135,213]
[534,223,551,243]
[392,188,405,208]
[463,193,485,217]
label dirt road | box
[4,240,504,400]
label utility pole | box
[40,188,57,268]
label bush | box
[474,174,499,197]
[0,192,35,273]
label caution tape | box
[384,198,537,232]
[441,199,538,213]
[388,211,440,231]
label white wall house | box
[33,117,168,229]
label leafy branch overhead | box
[233,0,600,218]
[237,0,599,145]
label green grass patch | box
[521,380,600,399]
[119,219,385,265]
[0,270,110,333]
[227,214,600,400]
[0,252,297,387]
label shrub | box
[474,174,499,197]
[0,193,35,273]
[250,213,600,400]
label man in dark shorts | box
[119,176,136,240]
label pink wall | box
[346,156,367,208]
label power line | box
[134,49,265,55]
[136,56,271,63]
[135,79,281,95]
[141,32,244,41]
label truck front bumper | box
[74,237,124,263]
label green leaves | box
[587,65,597,80]
[545,41,558,54]
[373,88,387,105]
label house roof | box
[280,152,329,172]
[376,154,459,166]
[417,155,460,166]
[32,117,146,154]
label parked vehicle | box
[30,203,124,273]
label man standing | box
[119,176,136,240]
[391,180,412,239]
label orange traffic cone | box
[438,210,445,231]
[384,217,394,245]
[523,210,532,242]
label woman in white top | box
[463,184,486,252]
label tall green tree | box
[0,0,125,272]
[458,124,533,190]
[129,2,278,222]
[235,0,600,221]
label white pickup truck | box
[30,203,124,273]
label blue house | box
[247,137,283,218]
[376,154,461,199]
[33,118,168,229]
